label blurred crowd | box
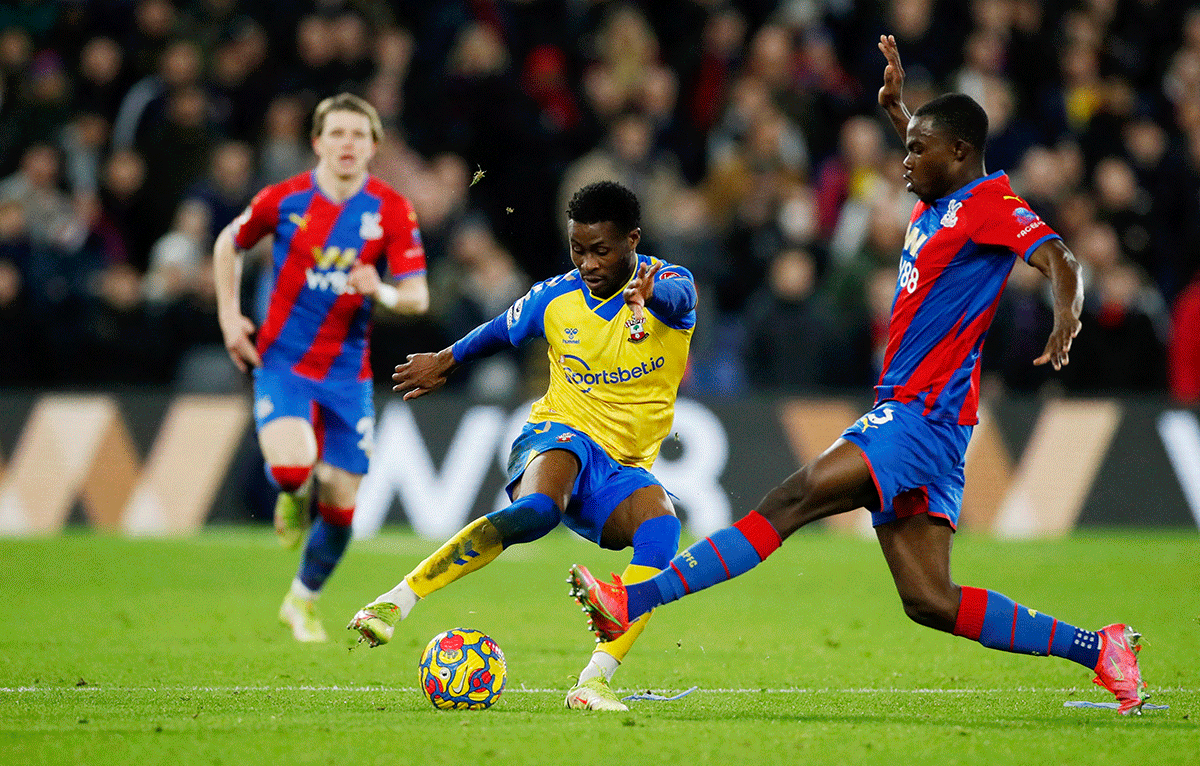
[1,0,1199,403]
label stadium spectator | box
[185,140,256,244]
[559,111,687,257]
[256,96,312,188]
[430,216,531,401]
[1169,268,1200,404]
[0,0,1196,398]
[73,36,129,125]
[97,148,154,271]
[138,84,217,249]
[111,38,203,151]
[1063,259,1169,393]
[743,247,861,390]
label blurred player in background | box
[214,93,429,642]
[568,38,1149,714]
[348,181,696,711]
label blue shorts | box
[504,421,662,546]
[252,366,374,475]
[840,401,973,530]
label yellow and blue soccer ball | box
[417,628,507,710]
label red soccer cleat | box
[567,564,631,642]
[1092,623,1148,715]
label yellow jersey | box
[504,255,695,469]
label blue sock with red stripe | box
[952,586,1101,668]
[625,511,781,621]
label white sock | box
[374,579,419,619]
[290,578,318,601]
[577,651,620,684]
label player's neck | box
[954,162,988,193]
[314,164,367,203]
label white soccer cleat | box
[565,677,629,711]
[279,592,328,643]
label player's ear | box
[952,139,971,162]
[628,227,640,251]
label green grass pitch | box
[1,527,1197,765]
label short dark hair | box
[566,181,640,233]
[913,93,989,152]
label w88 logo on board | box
[897,260,920,294]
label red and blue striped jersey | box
[877,171,1060,424]
[231,171,426,381]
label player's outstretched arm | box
[392,348,458,400]
[213,225,261,372]
[877,34,912,141]
[392,310,515,399]
[1028,238,1083,370]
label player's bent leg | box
[875,513,960,631]
[569,441,875,642]
[878,515,1148,714]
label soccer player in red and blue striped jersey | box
[215,93,428,642]
[569,37,1149,714]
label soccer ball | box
[417,628,507,710]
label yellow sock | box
[594,563,659,663]
[404,516,504,599]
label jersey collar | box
[579,253,648,320]
[941,170,1005,203]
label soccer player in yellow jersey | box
[348,181,697,710]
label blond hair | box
[311,93,383,143]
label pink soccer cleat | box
[567,564,631,642]
[1092,623,1148,715]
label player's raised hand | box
[623,261,661,320]
[1033,313,1082,371]
[219,313,261,372]
[877,34,905,109]
[392,348,459,400]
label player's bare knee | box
[759,466,818,534]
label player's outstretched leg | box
[269,465,313,550]
[349,493,561,647]
[570,510,782,642]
